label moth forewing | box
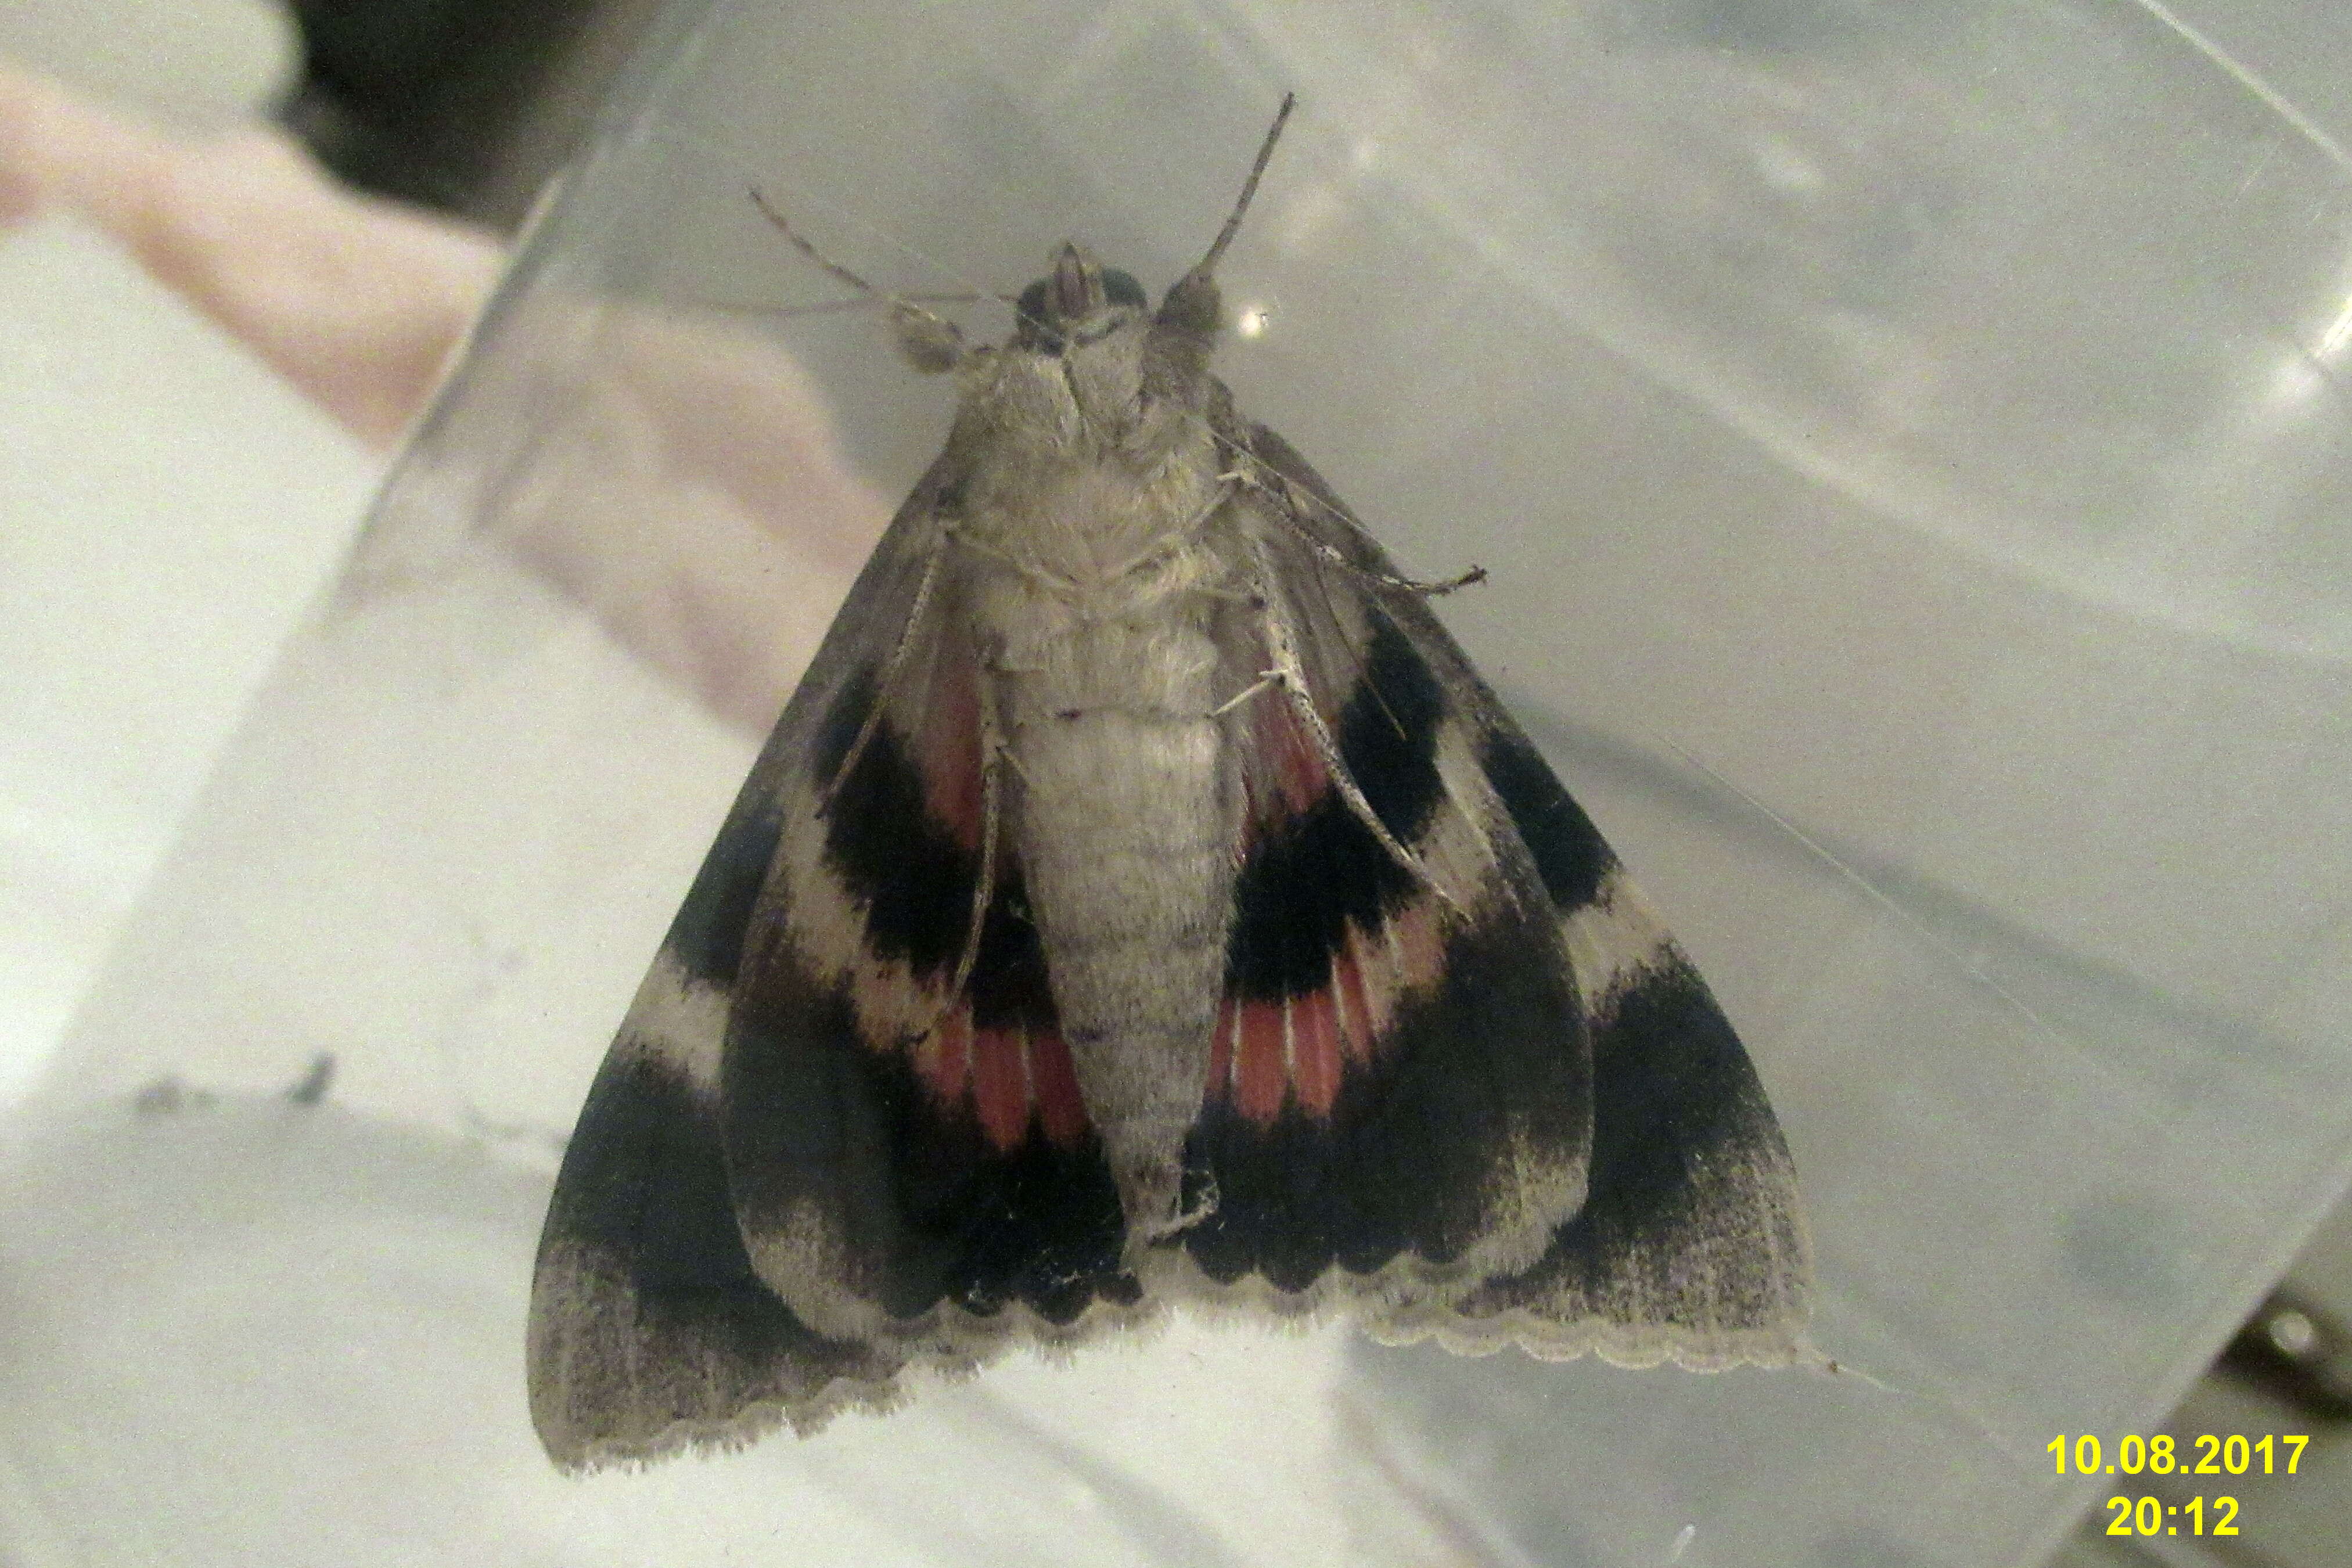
[526,93,1810,1468]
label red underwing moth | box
[526,95,1810,1470]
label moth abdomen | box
[1010,697,1235,1239]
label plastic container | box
[8,1,2351,1562]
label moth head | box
[1011,243,1150,356]
[999,242,1199,441]
[966,100,1289,441]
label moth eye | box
[1013,278,1063,351]
[1102,268,1146,309]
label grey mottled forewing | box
[525,463,959,1469]
[1233,422,1812,1366]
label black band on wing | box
[1183,908,1589,1291]
[1459,956,1807,1335]
[1480,726,1616,914]
[723,948,1134,1324]
[527,1046,893,1466]
[723,660,1137,1328]
[1225,791,1412,1001]
[1225,610,1444,1003]
[817,669,977,976]
[666,802,786,988]
[1340,613,1448,842]
[545,1052,833,1355]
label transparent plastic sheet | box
[6,1,2352,1563]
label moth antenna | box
[703,292,991,322]
[751,188,968,372]
[750,188,882,296]
[1176,101,1480,599]
[1186,91,1296,282]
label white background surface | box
[0,0,376,1102]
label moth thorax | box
[959,458,1231,630]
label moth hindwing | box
[526,94,1810,1470]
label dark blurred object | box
[2220,1289,2352,1420]
[275,0,669,229]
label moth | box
[527,96,1810,1470]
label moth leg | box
[817,537,950,811]
[1224,457,1484,596]
[900,682,1008,1046]
[1210,672,1281,718]
[1149,1170,1220,1239]
[1244,557,1462,913]
[1093,479,1238,585]
[944,525,1083,602]
[943,684,1008,1012]
[749,189,967,373]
